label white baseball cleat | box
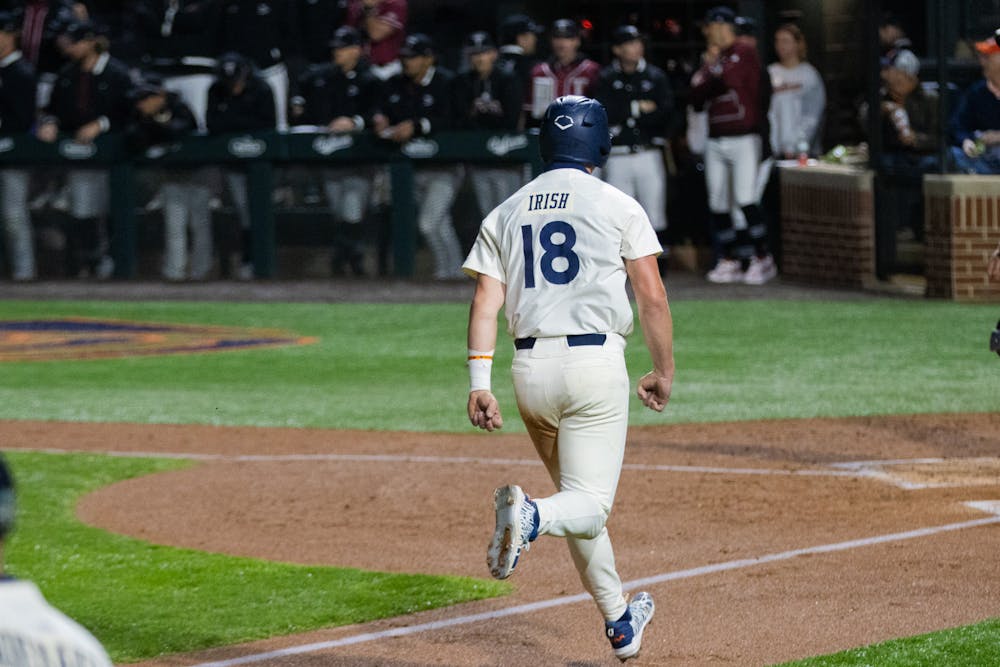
[605,591,655,661]
[486,484,537,579]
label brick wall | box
[924,175,1000,302]
[779,165,875,288]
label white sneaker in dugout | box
[743,254,777,285]
[486,484,537,580]
[706,258,744,283]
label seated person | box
[949,30,1000,174]
[878,49,939,174]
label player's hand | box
[981,130,1000,146]
[988,244,1000,281]
[963,138,982,158]
[75,120,103,144]
[468,390,503,431]
[637,371,672,412]
[638,100,657,114]
[328,116,356,133]
[390,120,415,143]
[36,122,58,143]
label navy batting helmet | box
[0,454,14,540]
[539,95,611,169]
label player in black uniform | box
[0,10,38,280]
[593,24,675,270]
[293,25,381,275]
[36,19,135,278]
[206,51,275,279]
[454,30,523,218]
[373,33,464,280]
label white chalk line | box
[7,447,895,481]
[190,510,1000,667]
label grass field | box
[1,297,998,664]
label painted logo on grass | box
[0,318,317,362]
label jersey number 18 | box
[520,221,580,288]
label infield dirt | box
[4,412,999,666]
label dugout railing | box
[0,130,543,279]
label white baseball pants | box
[469,165,522,219]
[322,169,371,225]
[163,73,214,132]
[161,180,213,280]
[414,166,464,280]
[705,134,761,214]
[1,169,36,280]
[602,149,667,231]
[511,334,630,622]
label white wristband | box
[468,349,494,392]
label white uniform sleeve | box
[620,202,663,260]
[462,212,506,283]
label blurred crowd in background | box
[0,1,998,284]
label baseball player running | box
[463,95,675,661]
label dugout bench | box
[0,130,542,279]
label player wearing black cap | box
[527,19,600,122]
[36,19,134,279]
[497,12,542,120]
[0,10,38,280]
[293,25,382,276]
[373,33,464,280]
[215,0,297,131]
[594,25,675,270]
[207,51,276,279]
[455,30,524,218]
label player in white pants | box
[463,96,675,662]
[1,170,36,281]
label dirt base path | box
[5,413,999,667]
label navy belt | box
[514,333,607,350]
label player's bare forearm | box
[467,274,505,351]
[626,255,675,411]
[466,274,506,430]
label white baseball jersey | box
[0,579,113,667]
[463,166,662,339]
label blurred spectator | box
[0,10,38,281]
[594,24,674,271]
[12,0,78,107]
[206,51,275,279]
[36,19,133,279]
[126,77,211,281]
[877,50,939,169]
[988,239,1000,280]
[879,12,912,67]
[373,33,464,280]
[131,0,220,131]
[689,6,775,285]
[497,12,542,124]
[768,23,825,159]
[527,18,600,121]
[454,30,523,218]
[216,0,296,131]
[293,25,381,275]
[345,0,406,80]
[949,31,1000,175]
[0,454,114,667]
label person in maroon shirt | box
[526,18,599,123]
[345,0,406,79]
[689,6,776,285]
